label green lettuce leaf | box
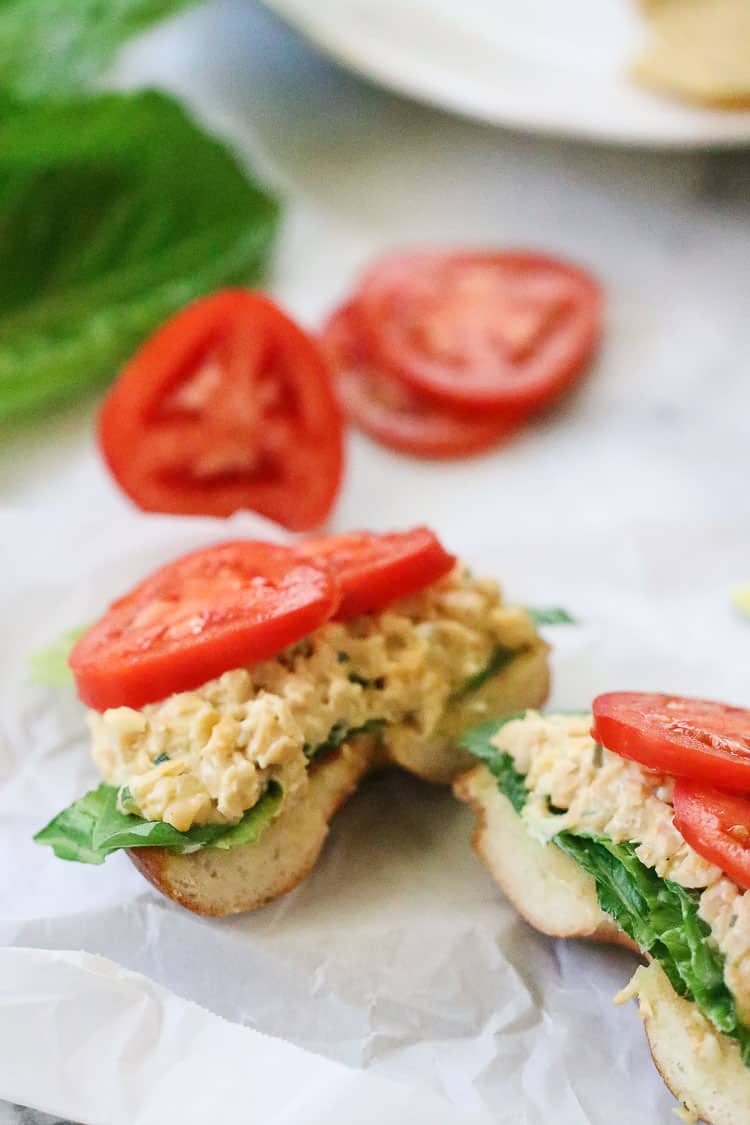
[555,832,747,1055]
[0,90,279,421]
[28,626,87,685]
[452,645,521,701]
[463,719,750,1064]
[0,0,202,102]
[526,607,576,627]
[459,716,529,813]
[306,718,385,761]
[34,781,282,865]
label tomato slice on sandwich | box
[299,527,455,620]
[592,692,750,791]
[674,781,750,892]
[355,250,602,411]
[70,542,339,711]
[99,290,344,531]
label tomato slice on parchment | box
[674,781,750,891]
[355,251,602,410]
[99,291,344,531]
[69,542,339,710]
[300,527,456,619]
[592,692,750,792]
[322,303,526,459]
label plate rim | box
[260,0,750,150]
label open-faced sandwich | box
[35,527,549,916]
[455,693,750,1125]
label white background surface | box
[261,0,750,146]
[1,3,750,1123]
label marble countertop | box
[2,2,750,1122]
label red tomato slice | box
[299,527,455,619]
[69,542,339,710]
[592,692,750,791]
[673,781,750,891]
[356,251,602,410]
[322,304,526,459]
[99,290,344,532]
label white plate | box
[261,0,750,147]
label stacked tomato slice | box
[70,527,455,711]
[323,251,603,459]
[592,692,750,891]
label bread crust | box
[626,962,750,1125]
[129,735,376,916]
[453,764,637,950]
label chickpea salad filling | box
[36,564,542,864]
[462,710,750,1063]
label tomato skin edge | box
[592,691,750,793]
[298,527,456,620]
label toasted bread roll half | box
[454,763,637,949]
[130,642,549,917]
[130,734,377,917]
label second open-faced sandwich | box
[35,527,549,916]
[456,693,750,1125]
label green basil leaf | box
[0,90,279,421]
[34,781,282,864]
[0,0,202,102]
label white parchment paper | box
[2,505,749,1124]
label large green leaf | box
[35,781,282,864]
[0,90,279,420]
[0,0,203,101]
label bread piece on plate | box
[633,0,750,107]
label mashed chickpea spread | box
[493,712,750,1022]
[91,567,536,833]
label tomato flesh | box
[357,251,602,410]
[99,290,344,531]
[322,303,526,459]
[674,781,750,891]
[70,542,339,710]
[592,692,750,791]
[299,527,455,620]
